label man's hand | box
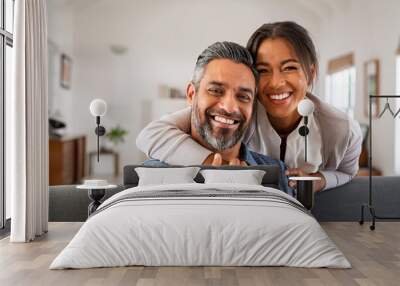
[228,158,247,166]
[202,153,247,166]
[203,153,217,165]
[212,153,223,166]
[285,168,326,192]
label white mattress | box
[50,183,350,269]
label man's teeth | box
[270,93,291,100]
[214,116,235,125]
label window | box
[5,0,13,33]
[1,0,14,231]
[325,53,356,117]
[397,55,400,95]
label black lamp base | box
[296,180,314,210]
[88,189,106,216]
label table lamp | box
[290,98,320,210]
[77,99,116,216]
[90,99,107,162]
[297,98,314,162]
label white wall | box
[47,0,322,171]
[47,0,75,133]
[48,0,400,175]
[317,0,400,175]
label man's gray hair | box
[192,41,259,91]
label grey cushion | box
[123,164,281,189]
[49,170,400,222]
[312,176,400,221]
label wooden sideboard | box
[49,135,86,185]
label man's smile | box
[207,112,242,130]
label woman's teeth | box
[213,116,235,125]
[270,93,291,100]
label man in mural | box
[142,41,291,194]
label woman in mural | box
[136,21,362,192]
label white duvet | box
[50,183,350,269]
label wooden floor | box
[0,222,399,286]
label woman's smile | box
[267,91,293,105]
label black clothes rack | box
[360,95,400,230]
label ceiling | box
[293,0,349,22]
[51,0,350,19]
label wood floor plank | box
[1,222,400,286]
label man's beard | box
[192,101,247,152]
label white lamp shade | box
[297,99,315,116]
[89,99,107,117]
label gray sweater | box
[136,94,362,190]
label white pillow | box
[200,169,266,185]
[135,167,201,186]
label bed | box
[50,165,350,269]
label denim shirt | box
[239,145,292,196]
[144,144,292,196]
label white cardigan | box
[136,94,362,190]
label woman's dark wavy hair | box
[246,21,318,88]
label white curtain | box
[10,0,49,242]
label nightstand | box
[77,184,117,216]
